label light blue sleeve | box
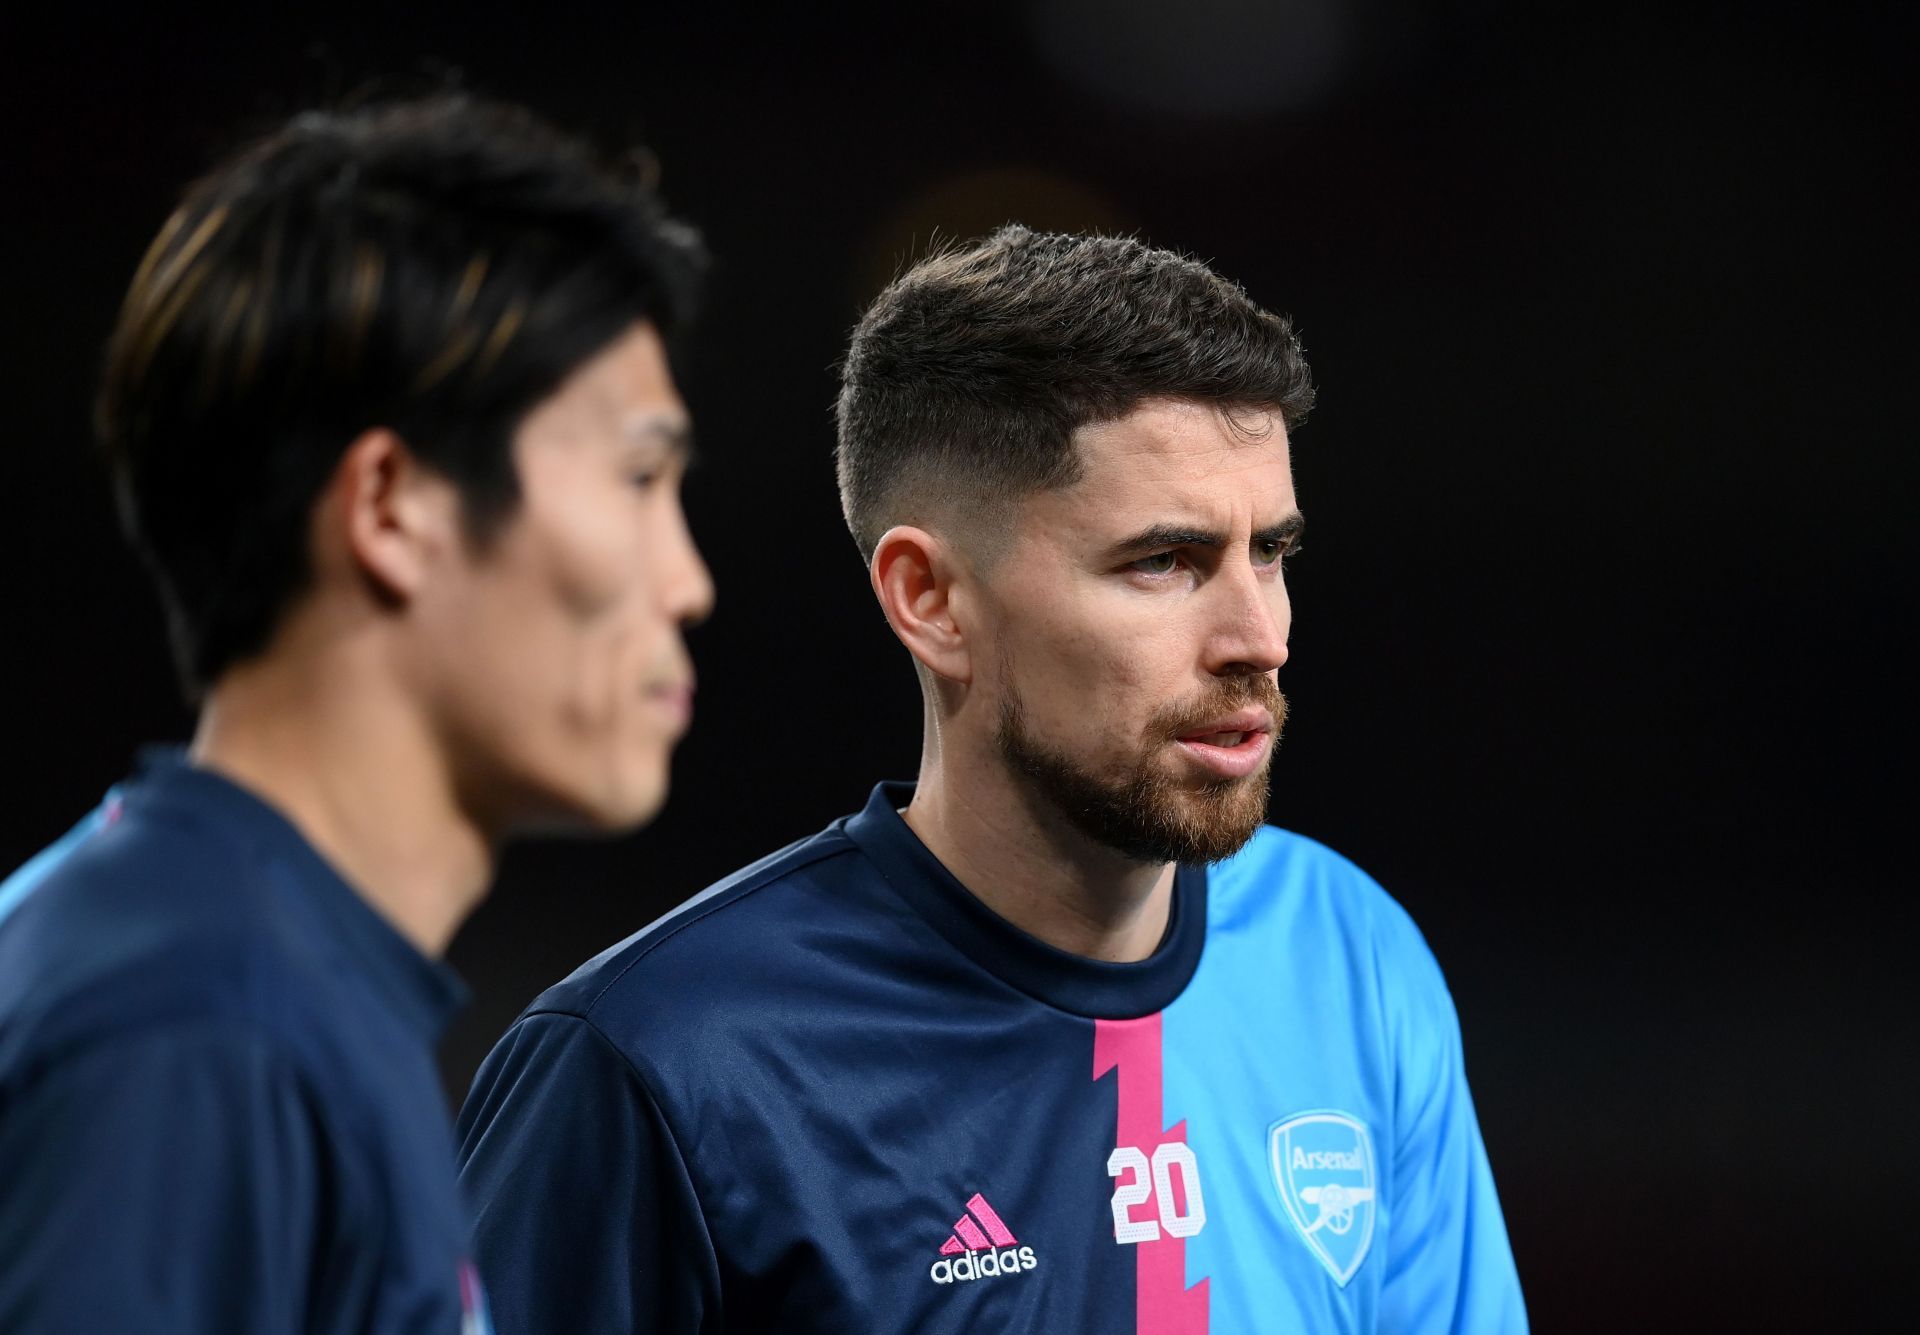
[1378,929,1528,1334]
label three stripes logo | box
[929,1193,1039,1285]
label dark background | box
[2,2,1909,1330]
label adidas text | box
[929,1247,1038,1284]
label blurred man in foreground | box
[460,227,1525,1331]
[0,95,711,1333]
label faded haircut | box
[834,226,1314,562]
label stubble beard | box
[994,668,1286,866]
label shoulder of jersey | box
[0,804,324,1056]
[525,821,863,1020]
[1210,824,1436,967]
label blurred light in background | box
[1028,0,1355,119]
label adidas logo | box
[929,1193,1038,1285]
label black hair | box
[835,226,1313,560]
[97,93,704,697]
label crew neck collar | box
[844,780,1206,1019]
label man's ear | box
[318,427,464,603]
[871,525,974,686]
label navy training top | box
[0,750,492,1334]
[459,782,1524,1332]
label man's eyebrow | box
[1257,512,1306,547]
[1106,511,1305,559]
[1108,524,1226,558]
[625,415,697,463]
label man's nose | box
[663,505,714,627]
[1206,562,1289,676]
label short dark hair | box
[835,226,1315,561]
[98,93,704,698]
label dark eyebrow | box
[1256,512,1306,547]
[626,416,697,466]
[1107,511,1304,560]
[1110,524,1223,557]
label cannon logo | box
[928,1193,1038,1286]
[1270,1111,1377,1286]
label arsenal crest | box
[1269,1111,1377,1286]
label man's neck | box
[189,641,492,959]
[903,754,1175,965]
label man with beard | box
[458,228,1526,1332]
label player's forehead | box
[517,323,690,459]
[1036,399,1296,538]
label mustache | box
[1151,674,1287,741]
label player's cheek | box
[547,606,622,755]
[609,617,663,755]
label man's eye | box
[630,471,661,491]
[1132,552,1179,575]
[1254,538,1283,566]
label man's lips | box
[1173,706,1274,749]
[647,681,696,730]
[1171,707,1274,779]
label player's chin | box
[1158,747,1271,793]
[1167,788,1270,863]
[1172,755,1272,812]
[603,765,672,831]
[554,752,673,834]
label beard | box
[995,667,1286,866]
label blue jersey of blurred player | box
[0,96,712,1334]
[459,227,1527,1332]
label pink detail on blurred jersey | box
[1094,1014,1210,1335]
[458,1260,494,1335]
